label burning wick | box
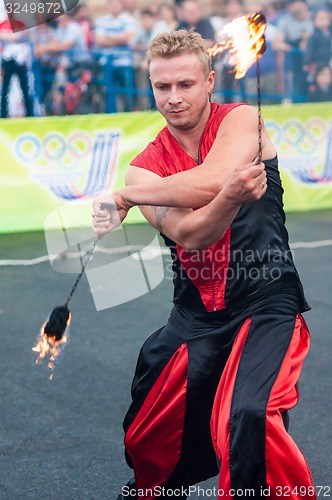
[32,309,71,380]
[208,12,267,160]
[208,12,267,78]
[32,236,100,379]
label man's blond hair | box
[147,29,212,77]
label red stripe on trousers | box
[210,314,316,499]
[266,314,316,499]
[124,343,188,499]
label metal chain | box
[65,236,101,305]
[256,58,263,161]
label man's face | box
[314,10,331,31]
[316,67,332,89]
[182,1,202,26]
[109,0,124,18]
[141,13,155,31]
[288,1,309,20]
[149,53,215,132]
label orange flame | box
[208,12,267,79]
[32,313,71,380]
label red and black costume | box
[124,103,316,499]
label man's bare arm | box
[118,105,275,210]
[93,159,267,245]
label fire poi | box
[32,237,100,379]
[208,12,266,78]
[33,13,267,379]
[208,12,267,159]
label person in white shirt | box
[94,0,139,111]
[0,7,34,117]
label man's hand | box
[92,191,132,236]
[223,159,267,207]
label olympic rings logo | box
[266,118,327,155]
[15,131,92,170]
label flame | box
[32,313,71,380]
[208,12,267,79]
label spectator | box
[304,8,332,79]
[134,8,168,45]
[0,6,35,117]
[157,3,178,32]
[265,0,288,26]
[273,0,313,102]
[177,0,215,47]
[30,21,58,109]
[73,4,94,51]
[124,0,141,22]
[40,13,89,82]
[210,0,247,33]
[212,0,247,103]
[46,13,89,64]
[94,0,138,112]
[34,13,90,114]
[220,0,247,25]
[133,9,167,109]
[306,0,332,11]
[308,62,332,101]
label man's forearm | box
[176,191,241,250]
[122,166,222,209]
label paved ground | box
[0,210,331,499]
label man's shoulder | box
[210,102,248,123]
[130,127,176,176]
[135,128,169,157]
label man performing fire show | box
[91,25,316,500]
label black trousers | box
[123,283,315,499]
[1,59,34,118]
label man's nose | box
[168,87,183,105]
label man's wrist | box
[117,188,135,211]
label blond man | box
[93,30,315,500]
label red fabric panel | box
[176,228,231,312]
[210,318,252,497]
[266,314,316,499]
[124,343,188,499]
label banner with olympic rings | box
[264,102,332,211]
[0,112,161,233]
[0,104,331,234]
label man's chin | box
[167,117,196,130]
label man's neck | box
[167,103,212,161]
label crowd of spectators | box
[0,0,332,117]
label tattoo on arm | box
[151,206,170,231]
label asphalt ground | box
[0,210,331,500]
